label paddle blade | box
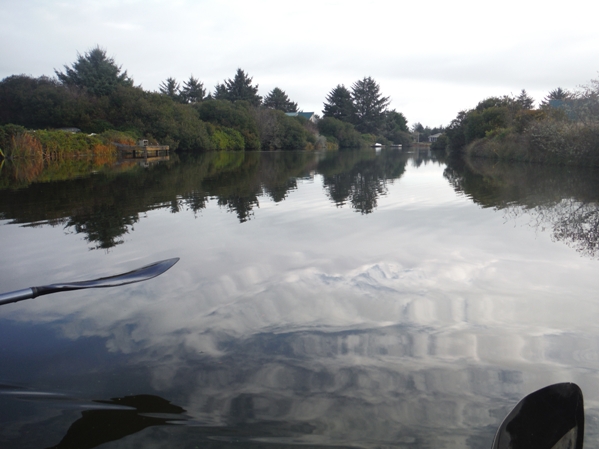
[33,258,180,297]
[492,382,584,449]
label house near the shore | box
[285,112,317,123]
[429,133,443,143]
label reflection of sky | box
[2,158,599,448]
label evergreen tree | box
[217,68,262,106]
[516,89,535,109]
[180,75,205,103]
[55,46,133,96]
[263,87,298,112]
[159,77,181,102]
[542,87,571,106]
[350,77,390,134]
[385,110,408,132]
[212,83,228,101]
[323,85,355,122]
[411,122,424,133]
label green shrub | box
[196,100,259,150]
[279,115,311,150]
[527,119,599,165]
[99,129,137,145]
[318,117,363,148]
[209,126,245,151]
[430,134,447,151]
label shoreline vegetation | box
[0,47,412,159]
[0,125,129,188]
[2,46,599,169]
[0,125,132,160]
[442,81,599,167]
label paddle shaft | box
[0,288,36,306]
[0,258,179,307]
[0,285,100,306]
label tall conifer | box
[323,85,355,122]
[263,87,298,112]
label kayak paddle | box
[492,382,584,449]
[0,258,179,306]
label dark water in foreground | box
[1,149,599,448]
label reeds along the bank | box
[2,144,117,188]
[4,130,117,161]
[7,135,45,183]
[0,128,122,188]
[10,157,44,184]
[91,143,117,166]
[10,133,45,162]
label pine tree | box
[411,122,424,133]
[516,89,535,109]
[180,75,205,103]
[212,83,228,101]
[542,87,571,106]
[159,77,180,102]
[218,68,262,106]
[263,87,298,112]
[350,77,390,134]
[55,46,133,96]
[323,85,355,122]
[382,110,410,145]
[385,110,408,132]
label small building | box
[285,112,317,123]
[428,133,443,143]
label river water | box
[1,149,599,448]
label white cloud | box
[1,0,598,124]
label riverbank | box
[0,125,136,161]
[463,119,599,167]
[444,78,599,167]
[0,126,140,188]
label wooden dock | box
[115,140,170,159]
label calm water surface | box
[1,149,599,448]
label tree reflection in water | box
[5,149,599,448]
[6,148,598,257]
[444,157,599,258]
[0,149,412,248]
[319,149,409,214]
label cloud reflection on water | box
[3,153,599,447]
[5,245,599,447]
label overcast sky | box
[1,0,598,127]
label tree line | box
[319,79,412,148]
[441,81,599,166]
[158,71,299,113]
[411,122,445,145]
[0,48,318,152]
[0,46,412,153]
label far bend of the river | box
[2,148,599,449]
